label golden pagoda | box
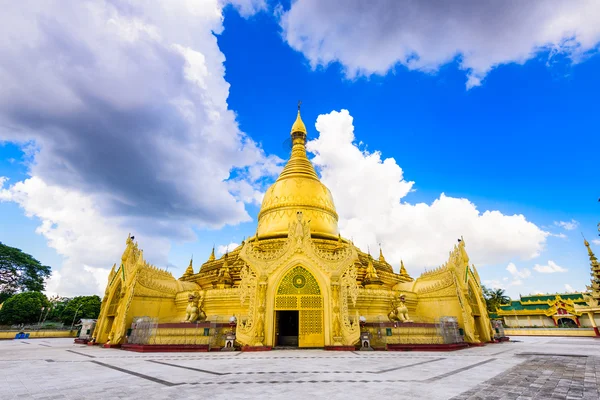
[93,106,493,350]
[574,238,600,335]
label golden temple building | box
[491,239,600,337]
[93,107,494,351]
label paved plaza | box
[1,336,599,399]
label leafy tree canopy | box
[482,286,511,313]
[0,242,51,298]
[0,291,49,325]
[59,295,102,325]
[44,295,71,323]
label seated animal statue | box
[388,294,413,323]
[184,292,206,323]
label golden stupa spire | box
[208,246,215,262]
[584,237,595,258]
[379,245,386,264]
[363,253,383,287]
[291,100,307,135]
[400,260,408,275]
[277,101,318,181]
[181,257,194,279]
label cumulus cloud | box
[564,284,575,292]
[217,242,240,256]
[533,260,568,273]
[225,0,267,17]
[1,177,172,295]
[506,262,531,284]
[280,0,600,87]
[0,0,279,296]
[554,220,579,231]
[307,110,548,274]
[483,280,505,291]
[592,239,600,246]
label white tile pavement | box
[0,336,598,400]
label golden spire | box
[584,237,594,257]
[291,100,307,135]
[363,255,382,287]
[217,254,233,288]
[208,246,215,262]
[277,102,318,181]
[379,245,386,264]
[400,260,408,275]
[181,257,194,279]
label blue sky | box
[0,0,599,298]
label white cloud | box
[224,0,267,17]
[565,284,575,292]
[549,233,568,239]
[592,239,600,246]
[1,177,171,295]
[280,0,600,88]
[0,1,275,296]
[554,220,579,231]
[506,262,531,279]
[533,260,568,273]
[307,110,548,274]
[483,280,505,290]
[217,242,240,256]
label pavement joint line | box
[516,352,589,358]
[66,349,96,358]
[373,357,446,374]
[38,344,52,347]
[424,358,497,382]
[147,357,447,376]
[91,360,182,386]
[147,360,230,376]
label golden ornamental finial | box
[582,232,590,247]
[291,102,307,135]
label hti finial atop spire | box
[291,101,307,135]
[582,232,590,248]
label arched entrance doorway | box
[557,318,578,328]
[274,266,324,348]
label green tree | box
[0,291,49,325]
[0,242,51,299]
[45,296,71,323]
[0,291,12,304]
[482,286,511,313]
[60,295,102,326]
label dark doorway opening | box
[557,318,578,328]
[276,310,299,347]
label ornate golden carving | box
[277,266,321,295]
[237,266,257,334]
[388,294,412,323]
[183,292,206,323]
